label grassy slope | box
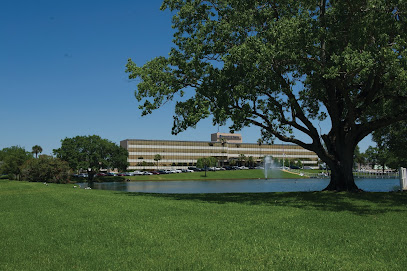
[1,180,407,270]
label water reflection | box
[79,178,400,194]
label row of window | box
[122,140,319,169]
[128,154,317,162]
[127,147,313,154]
[128,153,315,159]
[124,141,310,150]
[129,160,318,168]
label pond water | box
[80,178,400,193]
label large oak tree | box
[126,0,407,191]
[53,135,129,182]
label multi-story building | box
[120,133,319,170]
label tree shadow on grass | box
[121,191,407,216]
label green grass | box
[1,180,407,270]
[299,169,326,174]
[128,169,304,181]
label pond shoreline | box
[79,178,400,193]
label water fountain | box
[263,155,274,179]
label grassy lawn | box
[1,180,407,270]
[127,169,304,181]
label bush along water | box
[20,156,71,184]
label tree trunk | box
[87,170,95,185]
[320,131,362,192]
[323,149,360,191]
[324,164,359,191]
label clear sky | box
[0,0,373,156]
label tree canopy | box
[0,146,32,179]
[370,120,407,169]
[196,156,218,176]
[196,156,217,168]
[53,135,129,180]
[364,145,389,171]
[21,155,71,184]
[126,0,407,191]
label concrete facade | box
[121,135,319,170]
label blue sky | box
[0,0,373,155]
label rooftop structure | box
[211,132,242,143]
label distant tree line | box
[0,135,129,183]
[351,122,407,171]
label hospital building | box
[120,133,319,170]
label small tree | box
[154,154,162,170]
[365,146,388,173]
[196,157,217,177]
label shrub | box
[21,156,71,183]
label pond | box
[80,178,401,193]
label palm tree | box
[32,145,43,158]
[220,138,227,167]
[257,138,263,165]
[154,154,162,170]
[248,156,255,167]
[238,154,246,167]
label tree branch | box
[356,109,407,143]
[278,73,321,141]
